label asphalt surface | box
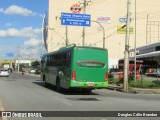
[0,72,160,120]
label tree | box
[31,60,40,68]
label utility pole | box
[134,0,137,81]
[123,0,131,93]
[146,14,149,44]
[82,0,86,46]
[65,26,68,46]
[17,47,20,72]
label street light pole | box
[123,0,131,93]
[92,20,105,48]
[82,0,86,46]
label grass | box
[129,80,152,88]
[109,78,160,88]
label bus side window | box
[48,56,51,66]
[53,55,56,66]
[46,56,49,66]
[51,55,53,66]
[67,52,71,67]
[41,60,43,67]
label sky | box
[0,0,48,60]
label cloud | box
[24,38,43,47]
[0,27,41,38]
[0,39,45,59]
[0,5,37,16]
[21,38,45,59]
[0,8,3,12]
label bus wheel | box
[56,78,60,92]
[43,75,49,87]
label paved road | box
[0,72,160,120]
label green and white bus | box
[41,46,108,93]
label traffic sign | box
[119,18,132,23]
[117,26,134,34]
[61,12,91,27]
[6,53,14,57]
[97,16,111,23]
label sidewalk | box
[108,84,160,94]
[131,87,160,94]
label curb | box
[108,84,123,92]
[131,88,160,94]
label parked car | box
[0,69,9,77]
[29,68,36,74]
[145,68,155,76]
[152,68,160,76]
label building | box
[129,41,160,63]
[47,0,160,67]
[15,60,31,68]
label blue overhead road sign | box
[61,12,91,27]
[6,53,14,57]
[119,18,132,23]
[119,18,127,22]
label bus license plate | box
[87,83,94,87]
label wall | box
[48,0,160,60]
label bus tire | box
[56,78,60,92]
[43,75,49,87]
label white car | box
[0,69,9,77]
[29,68,36,74]
[152,69,160,76]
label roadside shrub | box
[108,73,114,84]
[150,80,160,88]
[128,73,134,81]
[129,80,160,88]
[129,80,150,88]
[116,74,134,85]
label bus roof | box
[129,51,160,59]
[43,46,107,56]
